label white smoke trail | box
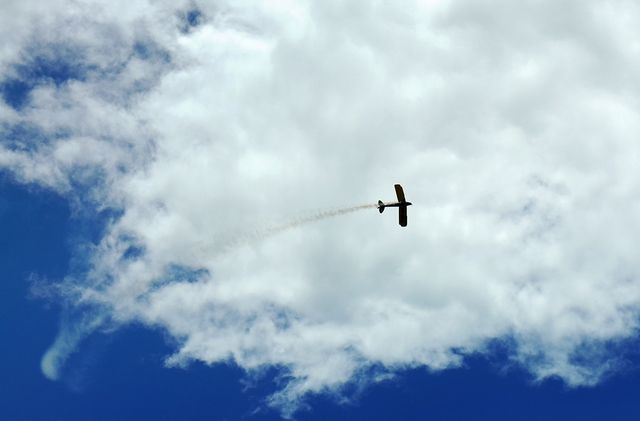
[184,203,381,263]
[224,204,377,251]
[263,203,377,235]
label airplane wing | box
[399,206,407,227]
[394,184,406,203]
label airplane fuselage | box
[379,201,412,208]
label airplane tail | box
[378,200,385,213]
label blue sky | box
[3,1,640,419]
[3,175,640,420]
[7,174,640,420]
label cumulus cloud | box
[3,0,640,415]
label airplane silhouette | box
[378,184,412,227]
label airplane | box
[378,184,412,227]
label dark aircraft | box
[378,184,412,227]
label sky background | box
[2,1,640,419]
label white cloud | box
[3,0,640,415]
